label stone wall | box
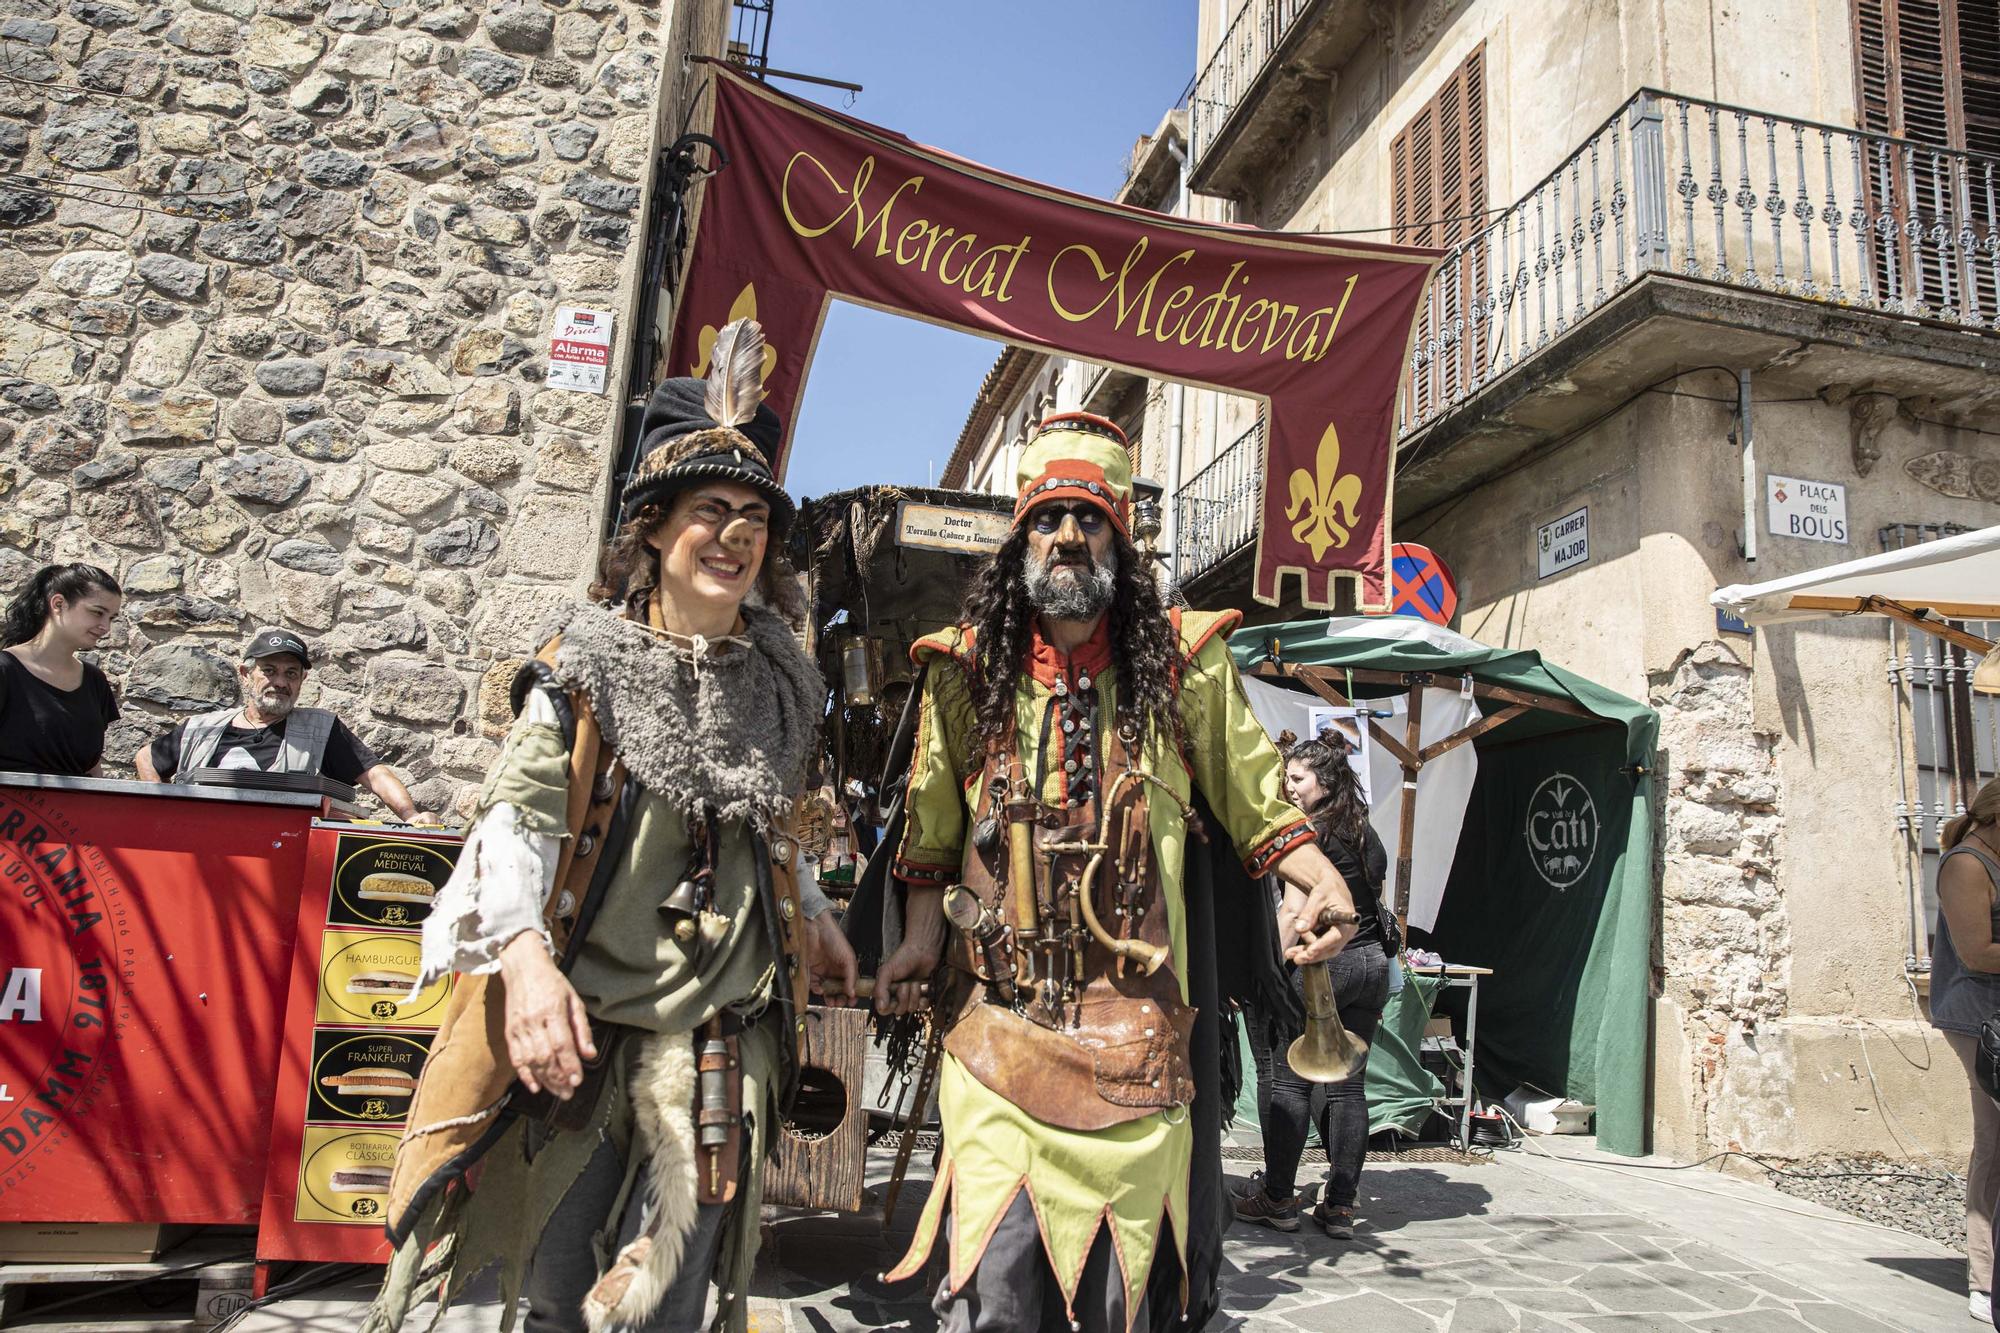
[1650,639,1793,1153]
[0,0,727,814]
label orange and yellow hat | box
[1013,412,1133,537]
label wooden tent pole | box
[1392,679,1425,932]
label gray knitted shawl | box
[539,601,823,830]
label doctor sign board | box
[1766,475,1848,544]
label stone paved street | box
[240,1136,1970,1332]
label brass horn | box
[1286,911,1368,1083]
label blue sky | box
[761,2,1197,499]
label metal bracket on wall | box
[1727,368,1756,563]
[608,132,728,530]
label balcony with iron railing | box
[1402,87,2000,433]
[1173,418,1265,584]
[1188,0,1382,198]
[1170,86,2000,591]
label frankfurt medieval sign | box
[671,68,1439,610]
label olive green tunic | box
[884,611,1312,1324]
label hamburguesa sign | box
[670,68,1439,609]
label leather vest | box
[940,724,1197,1133]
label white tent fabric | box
[1241,651,1480,933]
[1711,523,2000,625]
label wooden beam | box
[1248,652,1360,704]
[1392,686,1422,931]
[1290,665,1597,721]
[1419,703,1530,761]
[1368,720,1421,771]
[1788,594,2000,624]
[1854,598,1996,656]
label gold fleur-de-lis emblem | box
[1284,423,1365,561]
[692,283,779,382]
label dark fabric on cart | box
[0,652,119,776]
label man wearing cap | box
[366,320,853,1333]
[134,627,432,823]
[873,413,1361,1332]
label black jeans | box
[1249,941,1391,1208]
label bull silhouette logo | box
[1525,773,1598,891]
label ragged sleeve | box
[1180,634,1315,877]
[413,690,570,987]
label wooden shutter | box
[1390,44,1487,418]
[1853,0,1999,317]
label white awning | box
[1711,525,2000,626]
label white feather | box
[702,319,766,433]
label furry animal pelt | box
[539,601,823,830]
[582,1035,698,1332]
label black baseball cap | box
[243,628,312,666]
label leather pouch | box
[943,993,1196,1131]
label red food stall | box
[0,773,463,1285]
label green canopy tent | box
[1227,616,1659,1157]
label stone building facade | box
[0,0,730,815]
[1169,0,2000,1163]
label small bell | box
[661,875,702,938]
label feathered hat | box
[622,318,795,537]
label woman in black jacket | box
[1235,728,1394,1239]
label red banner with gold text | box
[669,69,1438,610]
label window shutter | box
[1393,45,1488,418]
[1856,0,1894,135]
[1853,0,1996,315]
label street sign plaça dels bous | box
[1766,474,1848,544]
[1536,507,1589,579]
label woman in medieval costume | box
[365,320,856,1333]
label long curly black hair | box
[960,526,1184,756]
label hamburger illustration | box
[328,1165,392,1193]
[345,966,417,996]
[319,1066,418,1098]
[357,871,437,905]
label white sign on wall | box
[1766,474,1849,544]
[547,306,614,394]
[1536,507,1590,579]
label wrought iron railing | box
[1173,419,1265,582]
[1403,88,2000,432]
[1189,0,1317,167]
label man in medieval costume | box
[365,319,856,1333]
[874,412,1360,1332]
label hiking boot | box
[1311,1201,1356,1239]
[1232,1184,1301,1232]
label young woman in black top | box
[0,564,123,777]
[1235,727,1394,1240]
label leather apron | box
[938,726,1196,1133]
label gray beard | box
[1024,548,1116,621]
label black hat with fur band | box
[623,318,795,539]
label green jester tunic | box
[884,609,1313,1323]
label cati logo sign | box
[1525,772,1598,890]
[1766,474,1848,544]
